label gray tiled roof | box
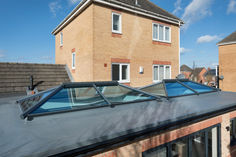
[218,30,236,45]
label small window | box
[72,52,76,69]
[231,118,236,145]
[60,32,63,46]
[152,23,171,43]
[112,12,122,34]
[112,63,129,83]
[153,65,171,82]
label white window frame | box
[111,63,130,83]
[112,12,122,34]
[60,32,63,46]
[72,52,76,69]
[152,23,171,43]
[153,64,171,82]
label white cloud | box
[173,0,182,14]
[49,1,62,17]
[197,35,221,43]
[227,0,236,14]
[68,0,81,5]
[180,47,191,54]
[182,0,213,29]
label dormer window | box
[112,12,122,34]
[153,23,171,43]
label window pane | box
[153,66,159,81]
[165,66,170,79]
[165,27,170,41]
[60,32,63,45]
[159,65,164,80]
[32,87,107,114]
[97,85,155,103]
[142,83,166,97]
[122,65,128,80]
[72,53,75,68]
[181,81,214,93]
[208,127,218,157]
[153,24,158,40]
[112,64,120,81]
[144,147,167,157]
[165,82,195,97]
[159,25,164,41]
[171,138,188,157]
[230,118,236,143]
[192,132,206,157]
[113,14,120,31]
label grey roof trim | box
[52,0,184,35]
[217,41,236,46]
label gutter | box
[217,41,236,46]
[51,0,184,35]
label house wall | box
[92,4,180,87]
[219,44,236,92]
[93,110,236,157]
[55,4,94,82]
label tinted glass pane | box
[171,138,188,157]
[192,132,206,157]
[181,81,214,93]
[112,64,120,81]
[113,14,120,31]
[97,85,154,103]
[32,87,107,114]
[208,127,218,157]
[165,27,170,41]
[159,25,164,40]
[153,66,159,81]
[159,65,164,80]
[141,83,166,96]
[122,65,128,80]
[165,82,194,97]
[144,147,167,157]
[153,24,158,40]
[231,118,236,142]
[19,89,54,112]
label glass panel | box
[122,65,128,80]
[153,66,159,81]
[32,87,107,114]
[181,81,214,93]
[141,83,166,96]
[159,25,164,41]
[113,14,120,31]
[192,132,206,157]
[171,138,188,157]
[72,53,75,68]
[165,66,170,79]
[208,127,218,157]
[112,64,120,81]
[230,118,236,142]
[97,85,155,103]
[145,147,167,157]
[165,82,195,97]
[60,32,63,45]
[153,24,158,40]
[159,65,164,80]
[165,27,170,41]
[19,89,55,112]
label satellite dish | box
[176,74,186,79]
[219,75,224,80]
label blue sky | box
[0,0,236,68]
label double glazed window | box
[143,125,220,157]
[153,23,171,42]
[230,117,236,145]
[153,65,171,82]
[112,12,122,34]
[112,63,130,83]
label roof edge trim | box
[217,41,236,46]
[52,0,184,35]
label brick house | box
[180,64,192,79]
[52,0,183,87]
[190,67,207,84]
[218,30,236,92]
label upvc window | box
[72,52,76,69]
[152,23,171,43]
[60,32,63,46]
[153,65,171,82]
[112,63,130,83]
[112,12,122,34]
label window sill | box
[152,40,171,46]
[112,32,122,38]
[118,81,130,84]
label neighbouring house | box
[189,67,207,83]
[204,68,217,87]
[180,64,192,79]
[52,0,183,87]
[218,30,236,92]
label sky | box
[0,0,236,68]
